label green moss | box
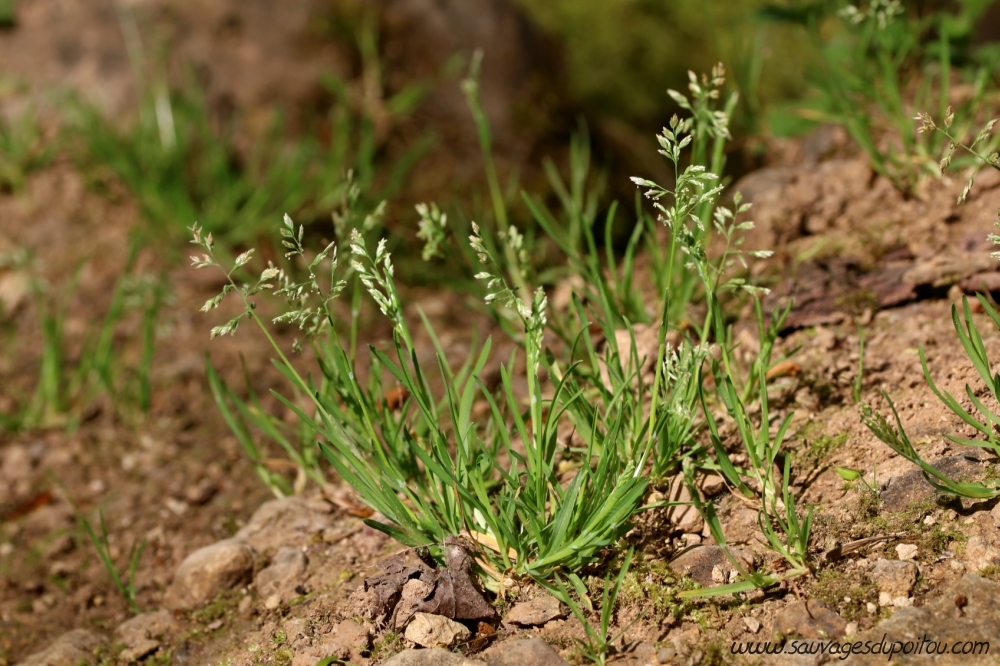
[976,564,1000,582]
[146,649,174,666]
[616,558,694,623]
[370,632,405,662]
[795,431,848,469]
[191,589,241,626]
[811,568,880,622]
[834,289,880,316]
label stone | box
[235,497,337,553]
[775,599,847,639]
[404,612,471,649]
[743,616,761,633]
[880,455,986,512]
[503,594,566,627]
[393,578,436,630]
[895,544,919,561]
[163,538,255,610]
[903,253,995,289]
[840,574,1000,664]
[115,609,177,662]
[380,649,484,666]
[16,629,104,666]
[669,545,753,587]
[482,638,571,665]
[871,559,918,597]
[255,547,307,604]
[962,535,1000,572]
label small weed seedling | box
[59,482,146,614]
[861,395,999,500]
[543,548,638,666]
[853,324,865,404]
[681,356,814,598]
[0,108,54,192]
[0,247,167,431]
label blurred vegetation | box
[519,0,1000,148]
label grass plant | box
[0,247,167,431]
[194,64,792,625]
[69,18,427,254]
[0,108,54,192]
[543,548,637,666]
[769,0,999,196]
[59,481,146,614]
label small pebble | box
[896,544,918,561]
[923,515,936,526]
[743,616,761,634]
[165,498,188,516]
[866,602,877,615]
[845,622,858,636]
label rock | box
[393,577,437,630]
[482,638,571,665]
[235,497,337,553]
[841,574,1000,664]
[871,559,919,597]
[743,616,761,634]
[16,629,104,666]
[255,547,307,604]
[669,545,753,587]
[115,609,177,662]
[380,649,484,666]
[880,455,986,512]
[962,535,1000,572]
[404,612,471,649]
[503,594,566,627]
[163,538,255,610]
[903,253,995,289]
[895,544,919,562]
[120,639,160,663]
[958,271,1000,296]
[775,599,847,639]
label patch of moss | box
[834,288,880,317]
[616,558,694,623]
[191,589,242,626]
[976,564,1000,582]
[369,631,405,662]
[145,649,173,666]
[811,568,880,622]
[796,431,848,469]
[91,642,126,666]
